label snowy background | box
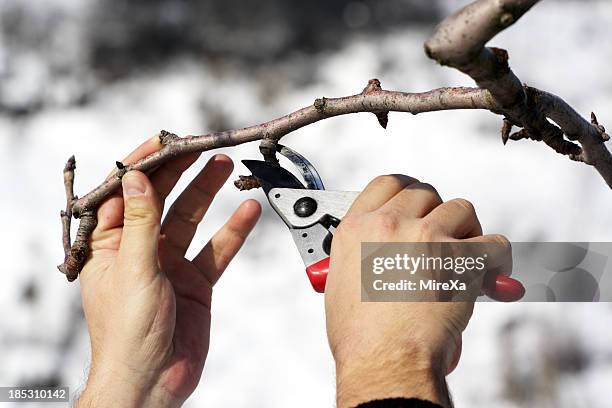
[1,0,612,406]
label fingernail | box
[123,172,146,196]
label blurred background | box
[1,0,612,406]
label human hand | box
[76,136,261,407]
[325,175,512,408]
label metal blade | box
[241,160,305,195]
[277,144,325,190]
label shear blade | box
[277,145,325,190]
[241,160,305,194]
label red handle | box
[305,257,525,301]
[483,274,525,302]
[305,257,330,293]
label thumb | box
[118,170,162,277]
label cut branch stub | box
[234,175,261,191]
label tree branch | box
[57,0,611,281]
[71,86,494,218]
[424,0,611,182]
[60,86,494,278]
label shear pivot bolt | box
[294,197,317,217]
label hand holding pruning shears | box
[243,144,524,301]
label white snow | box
[1,1,612,407]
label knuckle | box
[449,198,475,214]
[417,218,437,241]
[370,174,398,188]
[414,182,442,205]
[373,210,401,236]
[124,198,160,225]
[369,174,417,190]
[489,234,511,250]
[415,181,437,194]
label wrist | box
[77,366,150,408]
[77,362,180,408]
[334,342,452,408]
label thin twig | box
[58,156,76,276]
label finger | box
[93,195,125,239]
[117,171,163,280]
[346,175,420,216]
[424,198,482,239]
[95,151,199,251]
[161,154,234,257]
[466,234,525,301]
[149,152,201,208]
[96,135,163,234]
[193,199,261,286]
[378,182,442,219]
[465,234,513,277]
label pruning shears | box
[242,145,353,292]
[242,145,525,301]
